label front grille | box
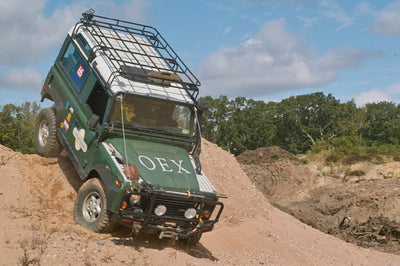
[152,197,196,218]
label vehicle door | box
[59,39,102,175]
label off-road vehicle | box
[34,9,224,244]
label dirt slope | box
[238,146,400,255]
[0,142,399,265]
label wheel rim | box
[38,120,49,146]
[82,191,102,222]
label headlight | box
[129,194,141,204]
[154,205,167,216]
[184,208,196,219]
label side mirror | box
[87,113,100,129]
[197,102,208,123]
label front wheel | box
[34,108,62,157]
[183,230,202,246]
[74,178,113,232]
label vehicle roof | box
[68,11,200,105]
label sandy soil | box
[238,146,400,255]
[0,141,399,265]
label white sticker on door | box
[73,127,87,152]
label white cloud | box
[387,82,400,94]
[354,89,392,107]
[369,0,400,37]
[354,83,400,107]
[0,0,149,92]
[0,0,82,66]
[199,18,381,98]
[0,68,43,92]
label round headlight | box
[184,208,197,219]
[154,205,167,216]
[129,194,141,204]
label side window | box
[61,42,90,92]
[86,82,109,124]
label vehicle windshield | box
[109,94,196,136]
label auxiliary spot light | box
[154,205,167,216]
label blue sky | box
[1,0,400,107]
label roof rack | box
[72,9,200,101]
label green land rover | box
[34,9,224,244]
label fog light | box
[185,208,196,219]
[154,205,167,216]
[129,194,141,204]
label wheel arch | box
[86,165,116,213]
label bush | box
[325,154,340,163]
[342,153,371,165]
[346,169,366,176]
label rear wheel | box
[34,108,62,157]
[74,178,114,232]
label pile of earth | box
[238,146,400,255]
[236,146,298,165]
[1,141,399,265]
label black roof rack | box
[72,9,200,100]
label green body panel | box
[107,138,200,192]
[44,36,109,176]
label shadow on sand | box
[110,228,218,261]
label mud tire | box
[34,108,62,157]
[74,178,114,233]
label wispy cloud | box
[318,0,355,30]
[298,16,318,28]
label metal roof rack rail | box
[73,9,200,101]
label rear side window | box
[76,34,92,57]
[61,42,89,92]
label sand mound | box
[236,146,298,165]
[0,141,399,265]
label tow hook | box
[188,219,202,237]
[132,222,142,233]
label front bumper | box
[111,190,224,238]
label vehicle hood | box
[106,138,200,192]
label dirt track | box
[1,141,399,265]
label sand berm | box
[0,140,399,265]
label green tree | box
[362,102,400,145]
[0,102,41,153]
[199,96,278,155]
[276,92,348,153]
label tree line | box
[199,92,400,155]
[1,92,400,156]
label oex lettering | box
[138,155,191,174]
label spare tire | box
[34,108,63,157]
